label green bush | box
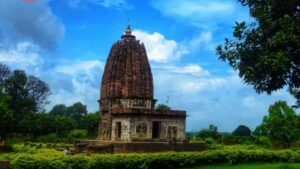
[36,133,61,143]
[255,136,271,147]
[1,146,299,169]
[0,144,13,152]
[68,130,87,140]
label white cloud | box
[133,30,189,62]
[152,67,296,131]
[174,64,210,76]
[0,0,64,48]
[55,60,104,80]
[242,96,260,108]
[0,42,42,65]
[188,32,216,51]
[154,64,210,77]
[151,0,248,29]
[67,0,132,10]
[46,59,104,112]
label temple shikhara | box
[99,25,186,142]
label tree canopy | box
[254,101,299,148]
[233,125,252,136]
[216,0,300,107]
[156,104,171,111]
[0,64,50,137]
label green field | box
[186,163,300,169]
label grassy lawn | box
[184,163,300,169]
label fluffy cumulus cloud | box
[131,29,296,131]
[67,0,132,10]
[0,0,103,112]
[153,64,210,77]
[132,29,216,63]
[133,30,189,63]
[0,0,64,48]
[151,0,248,29]
[153,68,296,131]
[46,59,104,111]
[0,42,42,66]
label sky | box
[0,0,297,132]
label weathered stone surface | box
[98,25,187,142]
[100,34,153,101]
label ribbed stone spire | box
[100,25,154,102]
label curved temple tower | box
[99,25,186,142]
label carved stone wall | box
[111,115,186,142]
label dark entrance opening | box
[152,121,160,139]
[116,122,122,139]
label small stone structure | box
[99,25,186,143]
[0,161,10,169]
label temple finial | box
[125,19,131,35]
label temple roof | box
[100,25,154,100]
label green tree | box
[156,104,171,111]
[32,113,56,136]
[216,0,300,107]
[255,101,299,148]
[54,116,77,135]
[0,91,13,139]
[66,102,87,122]
[4,70,50,113]
[79,111,99,136]
[49,104,67,116]
[0,64,51,136]
[197,124,219,139]
[233,125,252,136]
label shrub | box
[3,146,300,169]
[37,133,60,143]
[68,130,87,140]
[255,136,271,147]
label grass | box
[184,163,300,169]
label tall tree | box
[0,64,50,136]
[255,101,299,148]
[66,102,87,121]
[0,90,13,139]
[49,104,67,116]
[216,0,300,107]
[4,70,50,113]
[79,111,99,136]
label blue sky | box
[0,0,297,132]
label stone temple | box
[98,25,187,142]
[74,26,205,153]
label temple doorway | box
[116,122,122,139]
[152,121,160,139]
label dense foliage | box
[254,101,299,148]
[189,101,300,148]
[216,0,300,108]
[0,64,99,141]
[0,64,50,138]
[1,145,300,169]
